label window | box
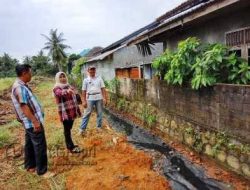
[229,49,242,57]
[143,64,153,79]
[226,30,244,47]
[248,48,250,64]
[115,67,140,79]
[226,27,250,61]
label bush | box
[164,37,201,85]
[69,57,86,90]
[152,37,250,89]
[152,49,173,80]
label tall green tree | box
[0,53,19,77]
[23,56,33,65]
[42,29,70,71]
[67,53,81,74]
[31,50,56,75]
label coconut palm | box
[42,29,70,71]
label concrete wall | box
[112,44,163,69]
[109,78,250,178]
[165,6,250,50]
[82,43,163,80]
[118,79,250,143]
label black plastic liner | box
[104,108,233,190]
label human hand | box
[67,89,74,95]
[103,98,107,106]
[33,120,42,133]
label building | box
[129,0,250,62]
[83,0,250,80]
[82,22,163,80]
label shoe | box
[68,146,82,154]
[41,171,56,178]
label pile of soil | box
[0,88,15,125]
[65,124,171,190]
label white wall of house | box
[82,43,163,81]
[82,60,115,81]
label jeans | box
[63,120,75,150]
[25,127,48,175]
[80,99,103,130]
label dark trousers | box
[63,120,75,150]
[25,128,48,175]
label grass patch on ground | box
[1,120,20,128]
[0,77,15,91]
[0,120,20,148]
[35,80,55,108]
[0,127,14,148]
[46,126,64,149]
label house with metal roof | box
[82,22,163,80]
[129,0,250,62]
[83,0,250,81]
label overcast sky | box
[0,0,185,60]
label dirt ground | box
[65,118,170,190]
[0,88,16,125]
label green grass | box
[46,126,64,149]
[0,120,20,148]
[1,120,20,128]
[0,77,15,91]
[35,81,55,106]
[36,81,54,92]
[0,127,13,148]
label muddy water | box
[104,108,233,190]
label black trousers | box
[63,120,75,150]
[24,127,48,175]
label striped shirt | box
[11,79,44,129]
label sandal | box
[68,146,81,154]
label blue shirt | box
[11,79,44,129]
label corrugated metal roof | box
[128,0,220,45]
[100,21,159,53]
[157,0,212,22]
[86,45,125,63]
[101,0,218,53]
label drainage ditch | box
[104,108,233,190]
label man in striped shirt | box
[11,64,53,177]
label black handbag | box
[75,93,82,105]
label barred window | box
[226,27,250,61]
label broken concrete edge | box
[105,96,250,179]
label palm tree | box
[42,29,70,71]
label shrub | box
[164,37,201,85]
[152,37,250,89]
[69,57,86,90]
